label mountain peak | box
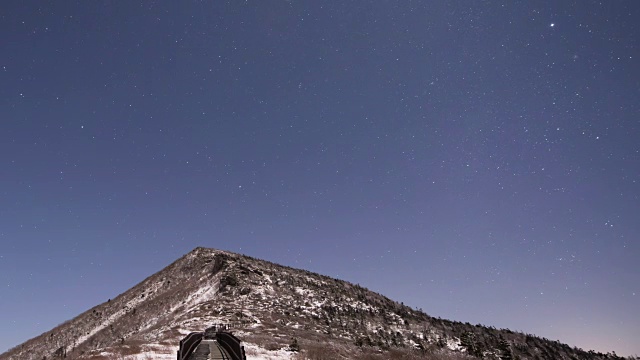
[1,248,631,360]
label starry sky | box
[1,1,639,356]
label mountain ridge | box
[1,247,633,360]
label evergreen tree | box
[498,335,513,360]
[461,331,483,357]
[437,336,447,348]
[288,338,300,352]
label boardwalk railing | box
[215,332,246,360]
[176,332,203,360]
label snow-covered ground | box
[243,343,296,360]
[97,341,294,360]
[97,344,175,360]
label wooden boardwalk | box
[188,339,231,360]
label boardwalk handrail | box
[216,331,246,360]
[177,332,203,360]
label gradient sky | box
[1,1,639,357]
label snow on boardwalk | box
[188,339,230,360]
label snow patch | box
[243,343,296,360]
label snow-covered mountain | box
[0,247,632,360]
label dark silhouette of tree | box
[288,338,300,352]
[461,331,484,358]
[498,335,513,360]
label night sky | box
[1,1,639,356]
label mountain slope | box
[0,247,631,360]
